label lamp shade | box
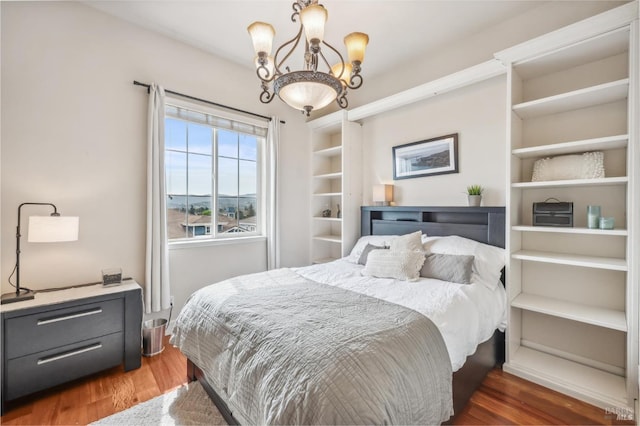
[248,21,275,56]
[300,4,328,44]
[373,184,393,205]
[28,216,79,242]
[344,32,369,64]
[274,70,342,113]
[331,62,352,85]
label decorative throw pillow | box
[531,151,605,182]
[347,235,397,263]
[357,243,388,265]
[420,253,474,284]
[389,230,423,252]
[362,250,425,282]
[422,235,505,289]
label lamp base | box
[1,289,35,304]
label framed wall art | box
[392,133,458,180]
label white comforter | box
[171,267,455,425]
[294,259,507,371]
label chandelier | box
[248,0,369,116]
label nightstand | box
[0,280,143,413]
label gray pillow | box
[357,243,387,265]
[420,253,474,284]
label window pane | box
[238,197,257,232]
[188,123,212,155]
[219,130,238,158]
[218,157,238,197]
[166,151,187,239]
[166,118,186,151]
[239,159,257,196]
[218,197,239,232]
[239,134,257,161]
[186,153,212,237]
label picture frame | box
[392,133,459,180]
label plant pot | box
[468,195,482,207]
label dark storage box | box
[533,201,573,227]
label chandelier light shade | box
[247,22,276,57]
[300,5,328,46]
[344,32,369,64]
[248,0,369,116]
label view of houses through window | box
[165,103,265,240]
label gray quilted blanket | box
[171,268,453,425]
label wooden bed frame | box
[187,206,506,424]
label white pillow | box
[389,230,423,252]
[362,250,425,282]
[347,235,397,263]
[422,235,505,289]
[531,151,604,182]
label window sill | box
[168,235,267,250]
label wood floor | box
[1,335,635,425]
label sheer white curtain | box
[145,83,171,314]
[266,116,281,270]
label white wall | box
[0,1,310,318]
[361,76,506,207]
[349,1,624,212]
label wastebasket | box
[142,318,167,357]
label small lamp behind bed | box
[373,184,394,206]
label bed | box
[170,206,506,425]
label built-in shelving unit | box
[497,3,638,411]
[308,111,362,264]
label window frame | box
[164,97,268,246]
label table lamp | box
[1,202,79,304]
[373,184,394,206]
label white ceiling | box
[87,0,546,80]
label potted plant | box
[466,185,484,207]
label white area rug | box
[92,382,227,426]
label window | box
[164,100,268,241]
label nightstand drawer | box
[5,332,123,401]
[5,298,124,359]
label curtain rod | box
[133,80,285,124]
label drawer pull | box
[37,308,103,325]
[37,343,103,365]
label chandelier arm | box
[274,25,304,75]
[316,50,334,74]
[291,2,301,22]
[260,84,276,104]
[336,91,349,109]
[347,73,364,90]
[320,40,346,70]
[256,65,275,83]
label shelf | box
[313,217,342,222]
[512,293,627,331]
[313,145,342,157]
[511,27,630,80]
[512,135,628,159]
[313,172,342,179]
[313,235,342,243]
[512,250,627,271]
[313,192,342,197]
[512,176,628,188]
[512,79,629,119]
[512,225,628,236]
[505,347,629,409]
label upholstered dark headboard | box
[361,206,505,249]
